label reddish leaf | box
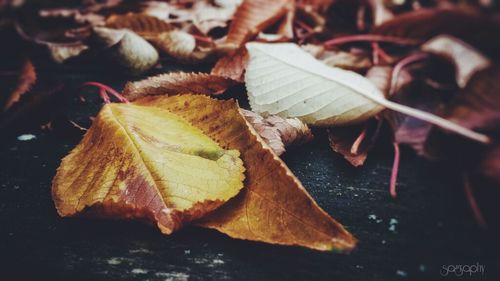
[373,7,500,59]
[2,59,36,112]
[211,47,249,82]
[225,0,291,46]
[122,72,235,101]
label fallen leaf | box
[296,0,334,12]
[225,0,291,46]
[367,0,394,27]
[2,59,36,112]
[421,35,491,88]
[93,27,159,75]
[241,109,313,156]
[211,46,249,82]
[443,67,500,132]
[245,42,489,143]
[135,95,357,252]
[303,44,372,71]
[122,72,235,101]
[373,7,500,59]
[52,102,245,234]
[327,120,380,167]
[105,13,173,39]
[48,43,88,64]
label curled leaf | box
[93,27,159,75]
[328,122,379,167]
[48,43,88,64]
[373,7,500,59]
[241,109,313,156]
[421,35,491,88]
[2,59,36,112]
[136,95,357,252]
[105,13,172,39]
[245,42,490,143]
[211,47,249,82]
[52,102,245,234]
[122,72,235,101]
[225,0,291,46]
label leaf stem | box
[463,172,487,229]
[390,52,429,96]
[82,82,129,103]
[390,142,400,198]
[378,98,491,144]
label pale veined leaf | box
[245,42,490,144]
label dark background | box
[0,52,499,281]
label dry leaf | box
[296,0,334,12]
[105,13,173,39]
[241,109,313,156]
[135,95,356,252]
[245,42,490,143]
[154,30,196,59]
[93,27,159,75]
[225,0,291,46]
[52,102,245,234]
[327,122,380,167]
[3,59,36,112]
[122,72,235,101]
[48,43,88,64]
[421,35,491,88]
[211,47,249,82]
[373,7,500,59]
[444,67,500,132]
[303,44,372,71]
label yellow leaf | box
[136,95,357,252]
[52,103,245,234]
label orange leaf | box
[3,60,37,112]
[211,47,249,82]
[136,95,357,252]
[122,72,235,101]
[52,102,245,234]
[105,13,172,39]
[225,0,291,46]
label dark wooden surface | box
[0,61,499,281]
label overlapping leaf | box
[52,102,245,234]
[135,95,357,252]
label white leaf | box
[245,42,385,126]
[245,42,490,143]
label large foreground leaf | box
[52,103,245,234]
[136,95,356,252]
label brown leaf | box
[327,119,380,167]
[303,44,372,72]
[52,100,246,234]
[421,35,491,88]
[136,95,357,252]
[105,13,173,39]
[122,72,235,101]
[241,109,313,156]
[443,67,500,132]
[225,0,291,46]
[3,59,36,112]
[296,0,334,12]
[211,47,249,82]
[373,7,500,60]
